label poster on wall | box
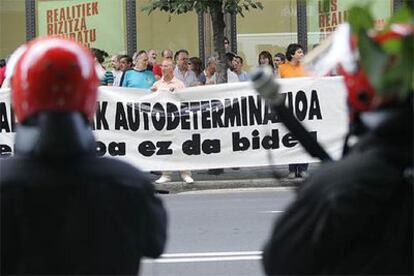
[307,0,392,42]
[37,0,125,55]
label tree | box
[142,0,263,84]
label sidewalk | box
[149,164,320,194]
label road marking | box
[143,251,262,264]
[146,255,262,263]
[179,187,293,195]
[162,251,262,258]
[260,210,284,213]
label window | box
[236,0,298,70]
[136,0,199,59]
[306,0,393,49]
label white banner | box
[0,77,349,171]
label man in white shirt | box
[151,59,194,184]
[233,55,250,82]
[110,55,123,86]
[203,56,217,85]
[226,52,240,83]
[151,59,185,93]
[173,49,198,87]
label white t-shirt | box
[112,69,123,86]
[173,67,198,87]
[227,69,240,83]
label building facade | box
[0,0,400,70]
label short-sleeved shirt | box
[121,69,156,89]
[203,71,217,85]
[237,71,250,82]
[227,69,240,83]
[152,77,185,92]
[279,62,307,78]
[112,69,123,86]
[173,67,198,87]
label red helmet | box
[11,37,99,123]
[336,53,376,113]
[338,23,413,113]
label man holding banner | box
[152,58,194,184]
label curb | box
[154,177,304,194]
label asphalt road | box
[141,188,296,276]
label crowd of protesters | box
[85,40,301,90]
[1,38,300,91]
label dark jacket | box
[1,113,167,275]
[262,102,413,275]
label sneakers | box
[287,172,296,179]
[155,175,172,184]
[180,171,194,184]
[155,172,194,184]
[287,171,309,179]
[182,175,194,184]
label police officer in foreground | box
[262,6,413,275]
[0,37,167,275]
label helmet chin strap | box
[15,112,96,158]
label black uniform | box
[262,101,413,275]
[1,113,167,275]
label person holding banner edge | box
[279,43,310,179]
[0,37,167,275]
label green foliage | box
[348,4,413,100]
[357,30,388,93]
[141,0,263,84]
[347,5,374,35]
[142,0,263,16]
[387,4,412,25]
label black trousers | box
[289,163,308,173]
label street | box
[141,188,296,276]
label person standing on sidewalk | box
[273,52,286,77]
[122,50,156,89]
[151,58,194,184]
[234,55,249,82]
[110,54,123,86]
[173,49,198,87]
[279,43,309,179]
[1,37,167,275]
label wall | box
[0,0,26,58]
